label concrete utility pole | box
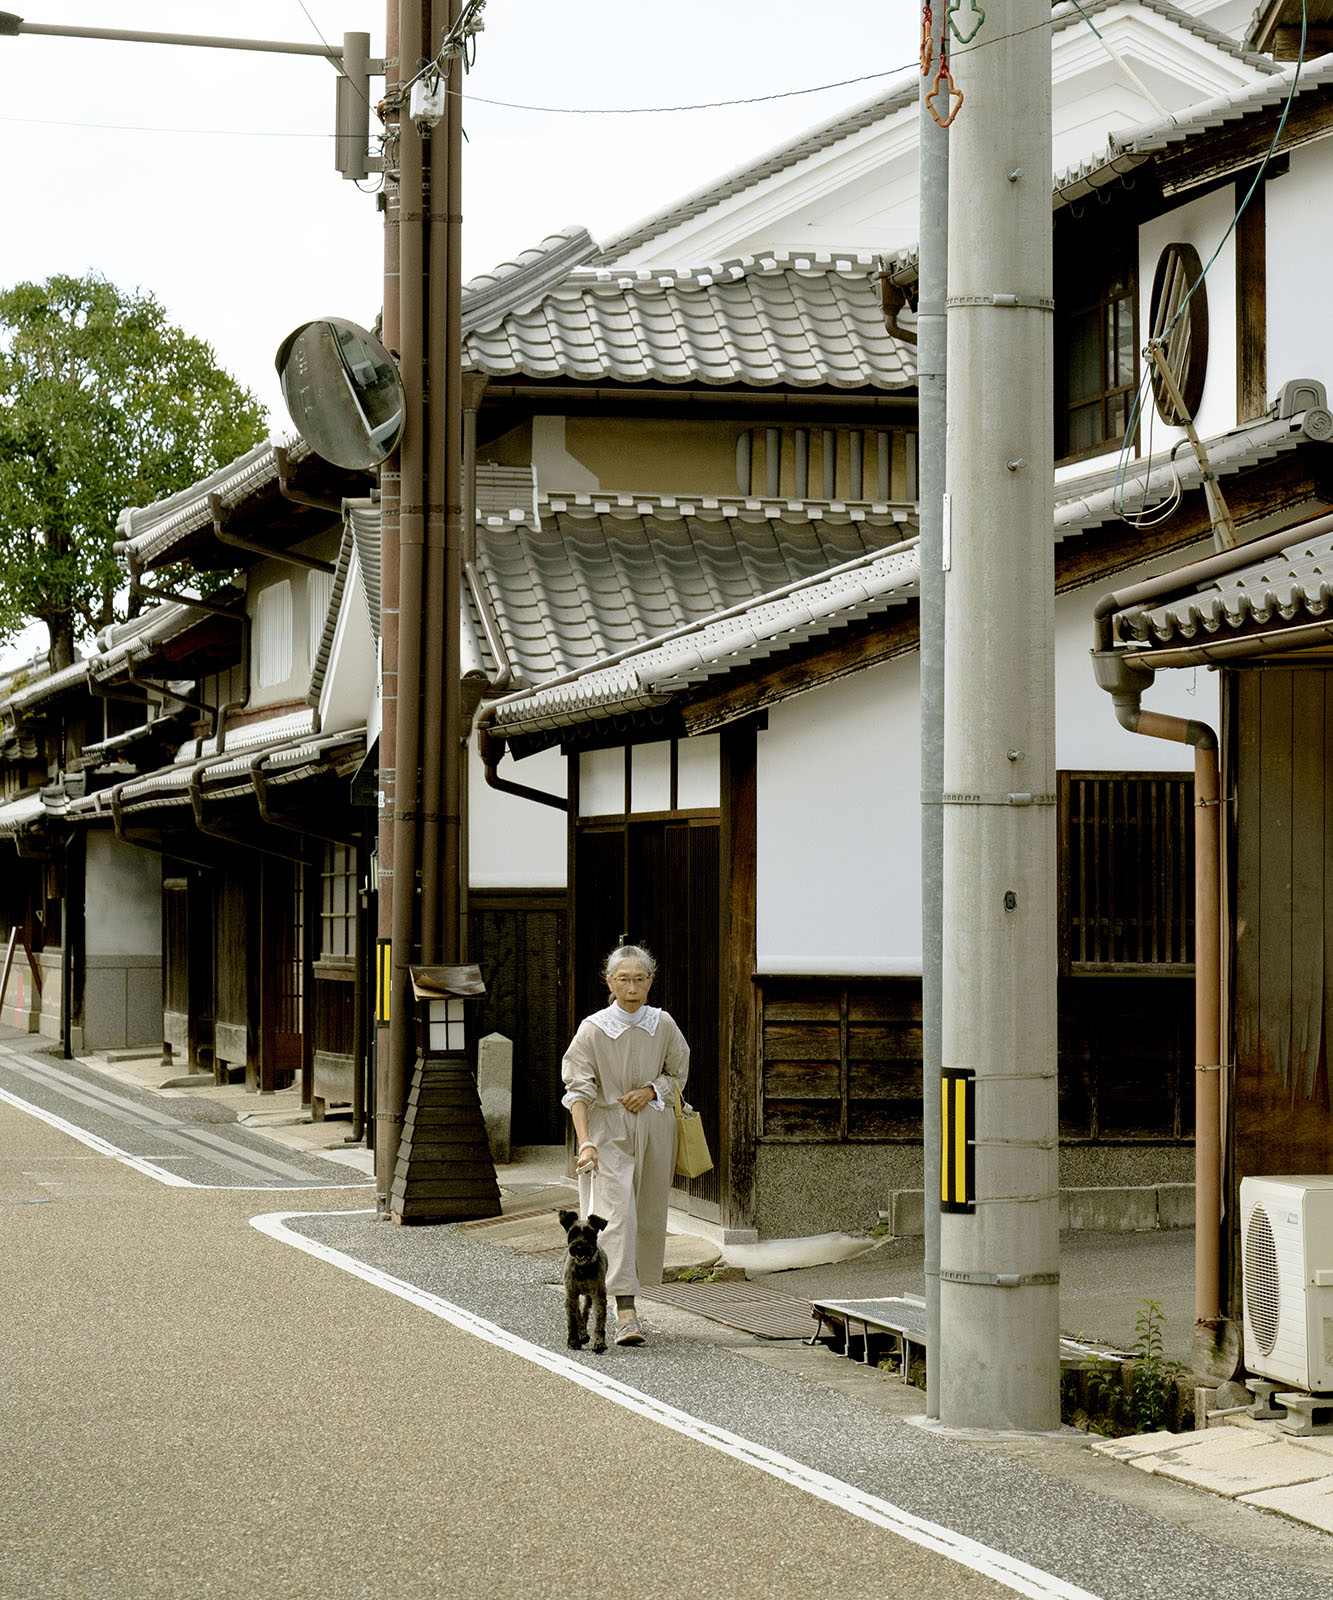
[917,62,949,1424]
[938,2,1059,1431]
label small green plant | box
[1084,1298,1186,1434]
[1126,1297,1187,1432]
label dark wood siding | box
[1060,771,1194,973]
[573,813,720,1209]
[1232,669,1333,1201]
[468,891,567,1145]
[1058,975,1194,1140]
[759,977,921,1141]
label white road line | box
[0,1083,371,1193]
[251,1209,1103,1600]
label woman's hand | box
[617,1086,656,1115]
[576,1140,599,1173]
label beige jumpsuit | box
[561,1006,690,1296]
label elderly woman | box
[561,944,689,1346]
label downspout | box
[189,756,308,864]
[476,722,569,812]
[1091,615,1223,1346]
[108,783,216,870]
[273,445,347,514]
[61,829,83,1060]
[209,492,337,575]
[250,749,357,847]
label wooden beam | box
[1055,454,1331,596]
[680,611,920,734]
[1154,92,1333,199]
[719,721,758,1233]
[1273,26,1333,60]
[1236,174,1268,424]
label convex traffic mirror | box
[275,318,405,471]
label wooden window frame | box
[1056,239,1139,465]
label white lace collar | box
[588,1002,661,1040]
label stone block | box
[82,967,128,1051]
[1062,1186,1158,1233]
[888,1189,924,1237]
[1155,1182,1196,1229]
[477,1032,513,1165]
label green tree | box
[0,273,267,670]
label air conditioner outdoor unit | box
[1241,1175,1333,1392]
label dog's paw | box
[591,1339,607,1353]
[567,1335,587,1349]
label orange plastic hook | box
[921,4,933,76]
[926,62,963,128]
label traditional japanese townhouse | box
[0,438,374,1118]
[452,7,1333,1240]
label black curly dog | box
[559,1208,609,1353]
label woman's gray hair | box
[603,943,657,981]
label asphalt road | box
[0,1097,1034,1600]
[3,1059,1332,1600]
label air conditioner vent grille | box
[1246,1202,1281,1355]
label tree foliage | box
[0,273,267,668]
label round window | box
[1148,243,1209,425]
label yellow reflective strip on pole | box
[377,939,391,1024]
[954,1075,967,1201]
[941,1075,950,1204]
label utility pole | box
[917,41,949,1425]
[377,0,496,1221]
[938,1,1059,1431]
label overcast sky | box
[0,3,920,665]
[1,1,921,426]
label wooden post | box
[720,721,758,1236]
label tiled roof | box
[308,525,356,706]
[462,227,600,335]
[593,2,1276,264]
[464,251,914,391]
[79,727,366,817]
[471,492,917,684]
[1055,403,1333,542]
[486,540,920,739]
[1114,521,1333,656]
[0,792,44,837]
[115,437,311,566]
[1053,54,1333,207]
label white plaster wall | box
[1266,141,1333,403]
[468,741,568,888]
[757,657,922,976]
[755,552,1218,975]
[318,549,377,735]
[1055,184,1241,490]
[85,831,161,956]
[1139,185,1238,445]
[1053,577,1217,772]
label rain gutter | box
[1090,628,1223,1351]
[209,492,336,575]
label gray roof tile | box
[471,492,916,684]
[463,251,914,391]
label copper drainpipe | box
[1091,613,1222,1335]
[380,0,428,1202]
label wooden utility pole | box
[376,0,498,1221]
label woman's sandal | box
[614,1317,645,1346]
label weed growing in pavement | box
[1084,1298,1187,1434]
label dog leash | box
[577,1162,595,1217]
